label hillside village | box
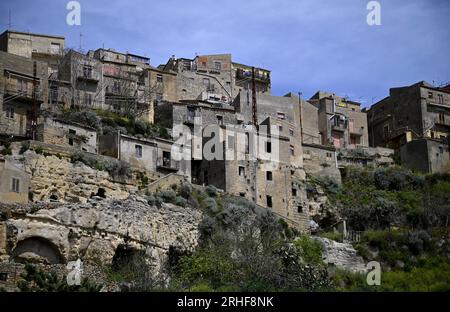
[0,30,449,291]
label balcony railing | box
[76,69,100,82]
[235,68,270,83]
[4,83,43,102]
[331,123,347,132]
[435,117,450,126]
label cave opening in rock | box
[96,188,106,198]
[12,237,64,264]
[49,194,59,202]
[111,244,145,272]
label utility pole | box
[8,9,11,30]
[251,67,258,206]
[31,61,38,140]
[251,67,258,129]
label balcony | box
[235,68,270,83]
[349,127,364,136]
[434,117,450,127]
[4,82,43,103]
[76,68,100,82]
[332,123,347,132]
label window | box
[83,65,93,78]
[68,129,76,146]
[266,171,273,181]
[50,42,61,55]
[49,85,58,103]
[266,195,273,208]
[17,79,27,96]
[135,145,143,158]
[11,178,20,193]
[289,128,294,136]
[0,272,7,281]
[203,78,210,89]
[113,81,121,94]
[292,188,297,196]
[277,112,286,120]
[278,125,283,132]
[438,94,444,104]
[228,135,235,149]
[239,166,245,177]
[428,91,433,99]
[84,93,92,106]
[213,61,221,71]
[162,151,171,167]
[5,106,14,119]
[245,132,250,154]
[383,124,389,139]
[266,141,272,153]
[156,74,163,83]
[297,206,303,213]
[290,145,295,156]
[439,112,445,124]
[216,115,223,125]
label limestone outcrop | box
[1,195,203,271]
[313,236,367,273]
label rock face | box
[9,151,140,203]
[313,237,367,273]
[2,196,203,271]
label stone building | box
[232,62,271,95]
[89,48,153,122]
[147,67,177,123]
[37,118,97,153]
[98,132,181,175]
[57,50,103,110]
[0,30,65,76]
[170,91,309,231]
[0,51,48,140]
[0,155,30,204]
[367,81,450,173]
[300,99,338,174]
[367,81,450,149]
[159,54,271,105]
[308,91,369,150]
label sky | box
[0,0,449,107]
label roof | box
[1,29,64,40]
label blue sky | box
[0,0,449,107]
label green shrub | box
[175,196,187,207]
[19,141,30,154]
[294,235,323,264]
[205,185,218,197]
[319,231,343,242]
[203,197,218,213]
[34,145,44,155]
[158,189,177,203]
[147,195,163,207]
[180,183,193,199]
